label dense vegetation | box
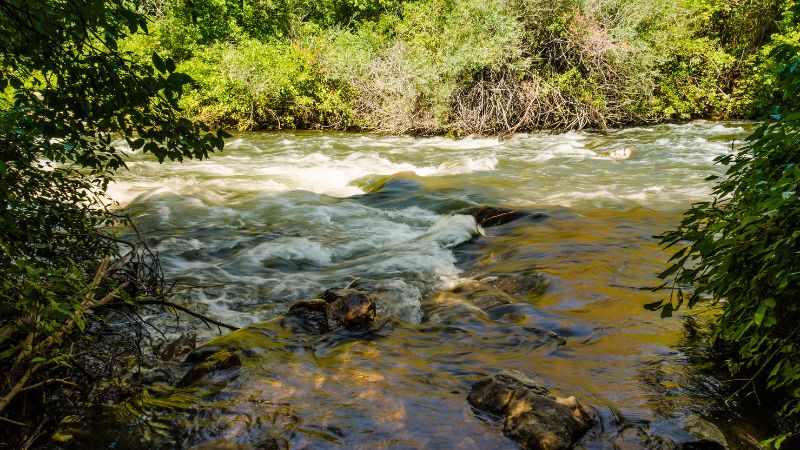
[651,7,800,445]
[1,0,798,446]
[124,0,797,134]
[0,0,225,444]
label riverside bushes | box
[0,0,225,444]
[652,29,800,447]
[124,0,796,134]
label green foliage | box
[178,36,353,130]
[119,0,793,132]
[329,0,526,132]
[734,1,800,115]
[0,0,226,434]
[648,36,736,120]
[653,35,800,446]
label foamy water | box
[109,122,751,330]
[92,123,769,449]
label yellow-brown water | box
[97,122,766,448]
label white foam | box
[109,149,498,205]
[243,237,333,268]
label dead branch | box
[136,300,239,331]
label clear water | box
[96,122,764,448]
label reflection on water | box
[93,122,764,448]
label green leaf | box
[660,303,673,318]
[644,300,664,311]
[152,52,166,73]
[658,263,681,279]
[754,304,767,326]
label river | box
[97,122,764,448]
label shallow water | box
[100,122,765,448]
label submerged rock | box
[603,146,636,160]
[287,288,376,334]
[194,436,289,450]
[649,415,728,449]
[157,331,197,362]
[581,413,729,450]
[478,270,550,297]
[177,348,242,388]
[458,205,537,227]
[468,369,592,449]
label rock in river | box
[287,288,376,334]
[458,205,537,227]
[177,348,242,388]
[478,270,550,297]
[468,369,592,450]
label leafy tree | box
[651,29,800,447]
[0,0,226,440]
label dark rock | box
[177,348,242,388]
[608,415,728,450]
[158,331,196,361]
[458,205,537,227]
[468,369,592,449]
[288,288,376,334]
[322,288,376,329]
[194,436,289,450]
[136,364,184,386]
[182,343,226,365]
[479,270,550,297]
[611,425,680,450]
[286,299,330,334]
[650,415,728,449]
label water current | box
[95,122,766,448]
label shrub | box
[0,0,225,441]
[652,36,800,447]
[124,0,790,132]
[178,37,353,130]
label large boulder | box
[287,288,376,334]
[468,369,593,449]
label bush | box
[652,35,800,447]
[0,0,225,442]
[123,0,789,133]
[325,0,526,133]
[178,36,353,130]
[734,1,800,115]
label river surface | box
[99,122,765,448]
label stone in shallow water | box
[478,270,550,297]
[157,331,197,362]
[287,288,376,334]
[603,146,637,160]
[468,369,592,450]
[458,205,541,227]
[649,415,728,449]
[177,348,242,388]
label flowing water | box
[94,122,767,448]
